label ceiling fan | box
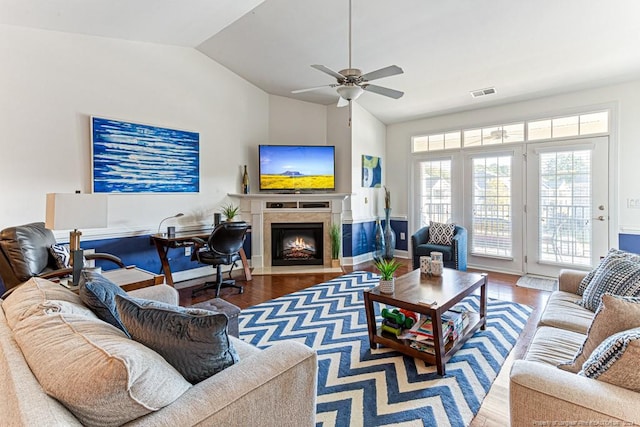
[291,0,404,107]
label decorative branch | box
[384,186,391,210]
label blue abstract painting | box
[91,117,199,193]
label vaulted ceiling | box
[2,0,640,124]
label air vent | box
[470,87,497,98]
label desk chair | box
[0,222,125,295]
[191,221,248,298]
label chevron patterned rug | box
[238,271,531,427]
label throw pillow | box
[577,255,640,312]
[48,244,87,269]
[78,269,130,336]
[427,221,455,246]
[2,277,83,329]
[578,326,640,392]
[558,294,640,373]
[49,243,71,269]
[116,295,240,384]
[577,248,640,296]
[13,309,191,426]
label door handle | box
[593,216,606,221]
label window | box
[417,159,452,225]
[412,132,461,152]
[412,111,608,152]
[471,155,512,257]
[528,111,609,141]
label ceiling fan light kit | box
[292,0,404,107]
[336,84,364,101]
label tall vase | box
[374,217,385,261]
[383,208,396,260]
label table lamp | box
[158,213,184,236]
[45,193,108,286]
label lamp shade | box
[45,193,108,230]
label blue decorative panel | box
[620,233,640,255]
[344,219,409,258]
[91,117,199,193]
[390,219,408,251]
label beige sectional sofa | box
[510,269,640,425]
[0,278,317,426]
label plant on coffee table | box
[374,258,402,294]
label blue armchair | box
[411,225,467,271]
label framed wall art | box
[91,116,200,193]
[362,155,382,188]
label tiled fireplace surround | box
[233,193,350,271]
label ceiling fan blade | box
[361,65,404,82]
[363,84,404,99]
[291,84,335,94]
[337,97,349,108]
[311,64,345,81]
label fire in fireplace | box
[271,222,323,266]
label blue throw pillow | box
[115,295,240,384]
[79,270,130,337]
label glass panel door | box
[471,155,513,257]
[464,147,523,274]
[526,137,609,276]
[416,159,452,226]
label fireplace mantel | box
[229,193,351,270]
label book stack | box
[441,309,469,342]
[398,308,470,355]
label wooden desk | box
[151,229,251,287]
[103,267,164,292]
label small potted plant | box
[374,258,402,294]
[329,223,341,268]
[220,203,240,222]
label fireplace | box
[271,222,323,266]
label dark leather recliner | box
[191,221,249,298]
[411,225,468,271]
[0,222,125,294]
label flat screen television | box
[259,145,335,192]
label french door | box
[525,137,609,277]
[413,138,610,277]
[464,147,524,273]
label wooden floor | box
[178,259,549,426]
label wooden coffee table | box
[363,268,487,376]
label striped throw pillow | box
[578,255,640,312]
[577,249,640,296]
[579,327,640,392]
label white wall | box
[350,102,387,221]
[326,105,352,197]
[0,25,269,236]
[387,79,640,236]
[268,95,327,145]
